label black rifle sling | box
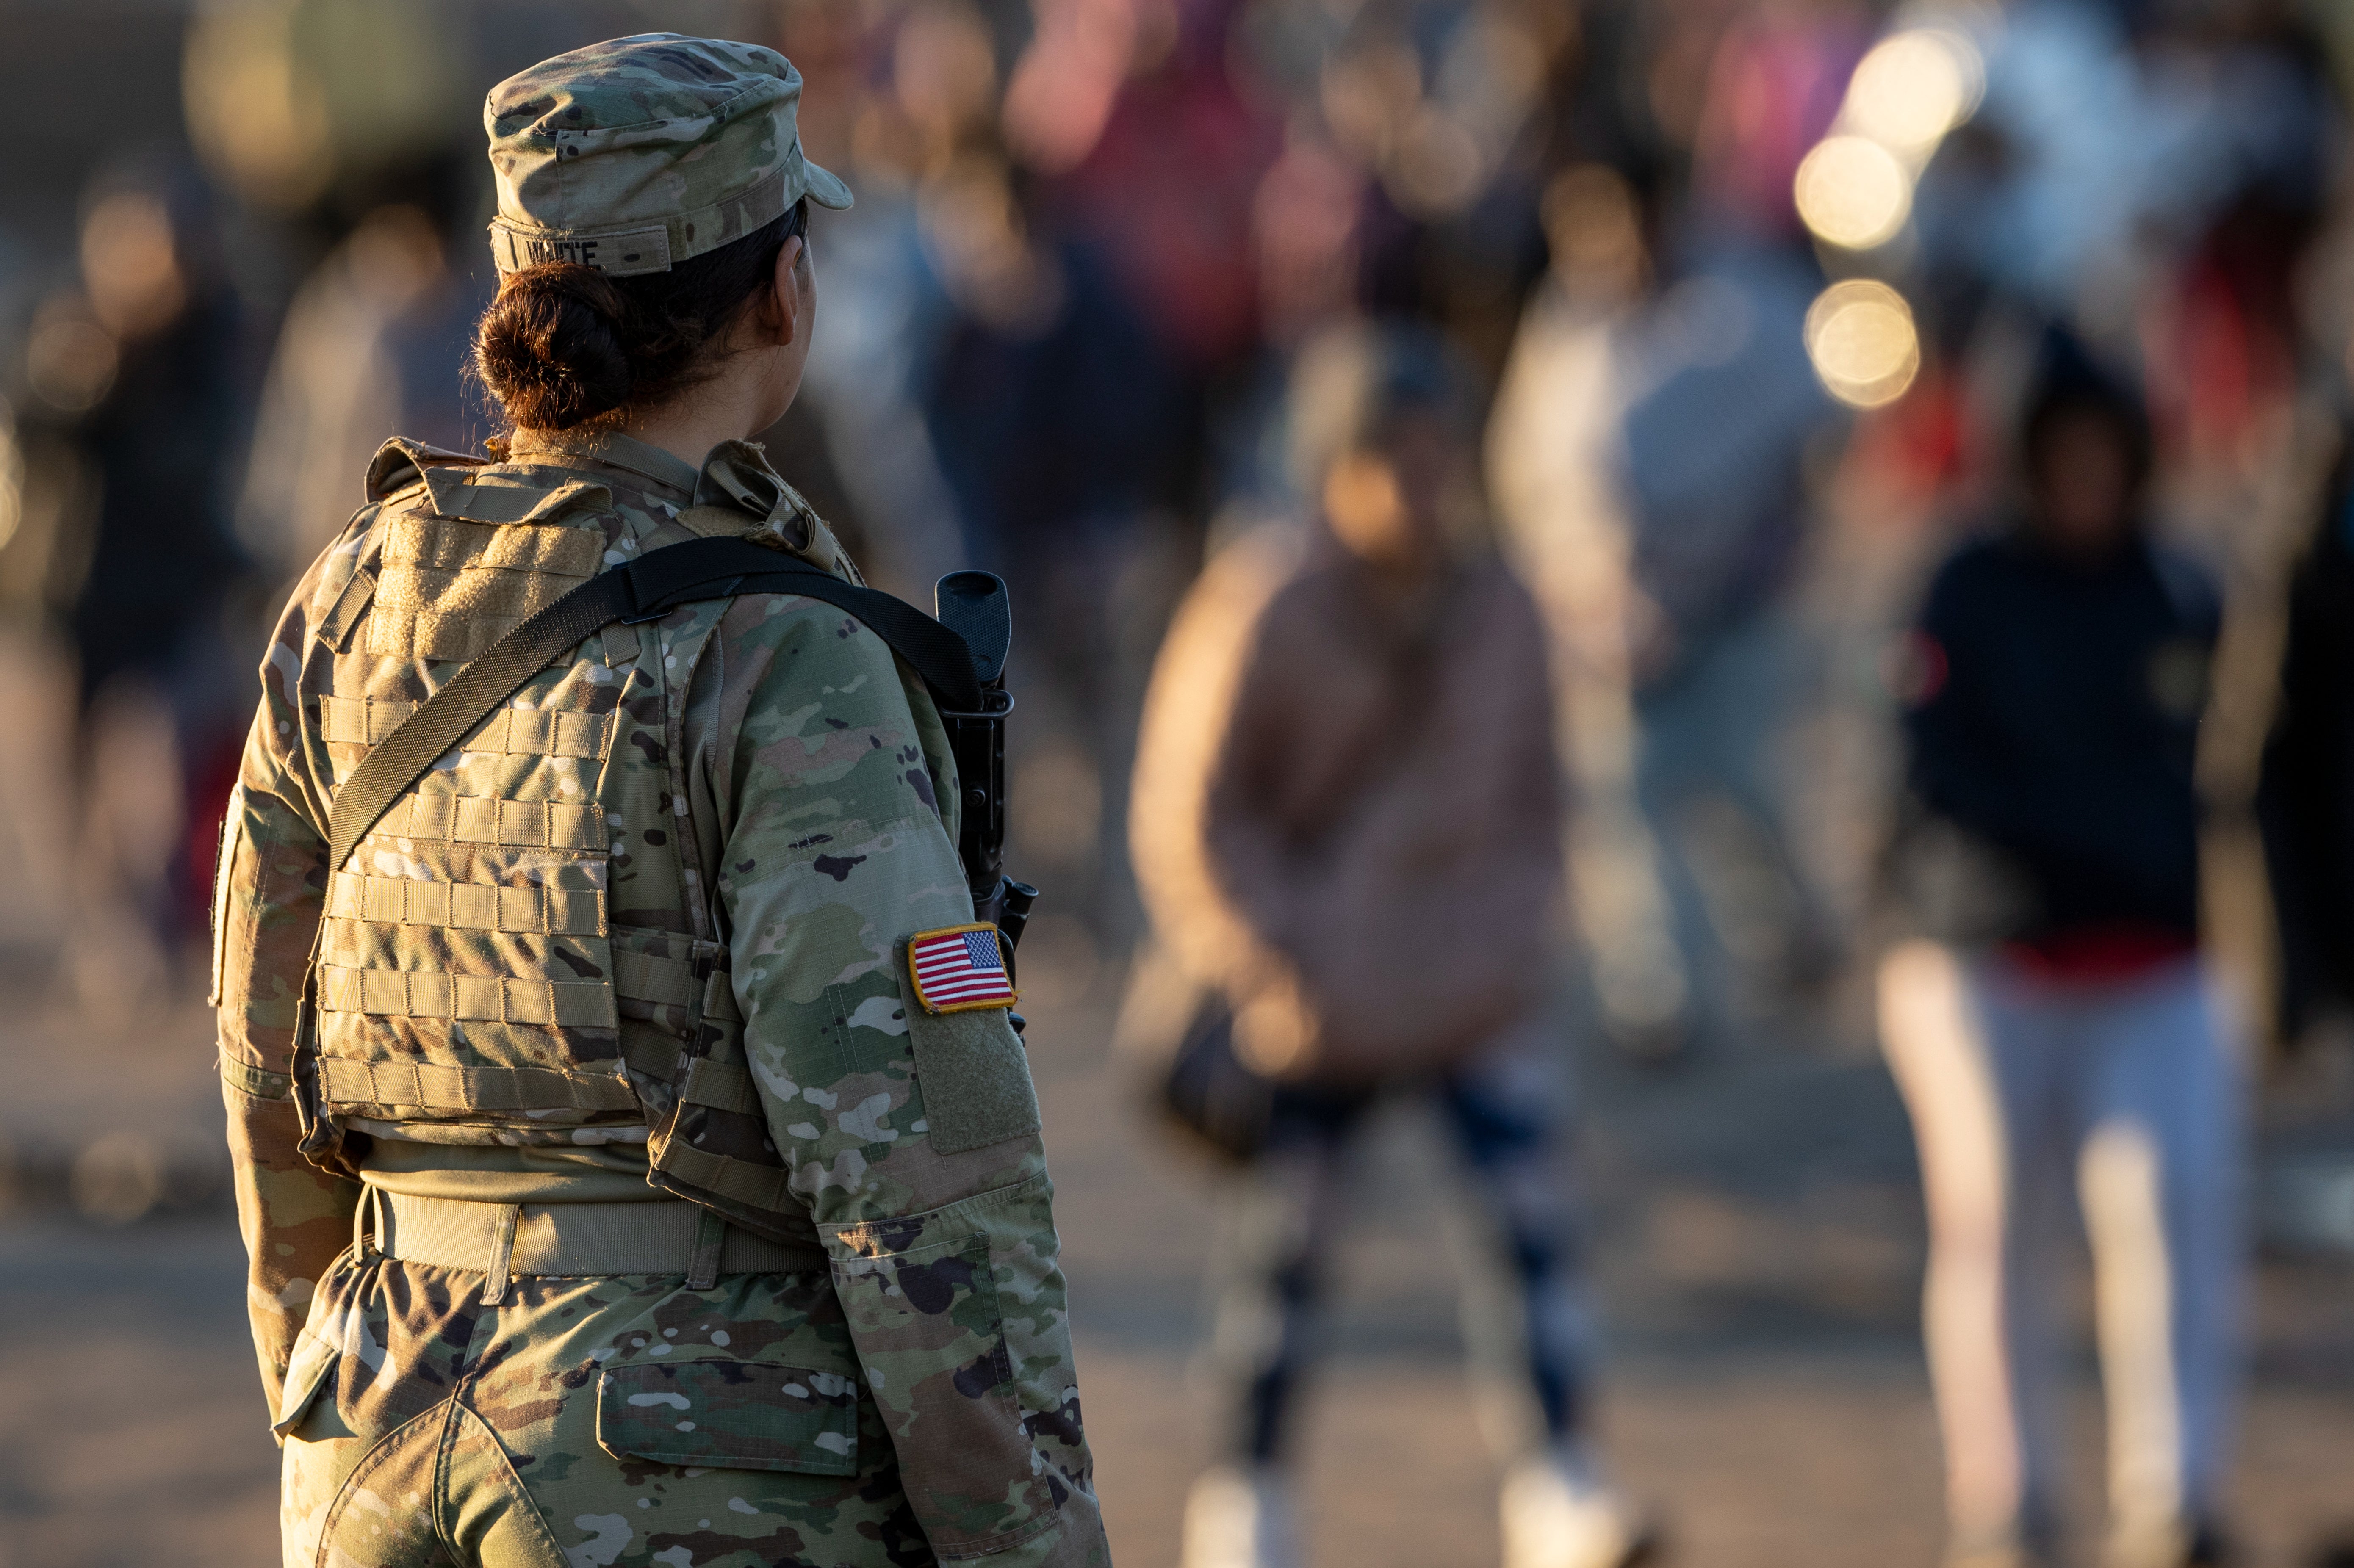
[324,534,982,875]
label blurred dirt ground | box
[2,966,2350,1568]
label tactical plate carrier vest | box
[297,440,874,1249]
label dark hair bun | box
[471,200,806,432]
[474,263,635,430]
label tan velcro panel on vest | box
[320,1058,638,1112]
[321,697,611,759]
[377,794,605,849]
[327,872,606,936]
[319,965,618,1027]
[420,474,609,525]
[371,515,603,661]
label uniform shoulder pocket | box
[596,1358,859,1475]
[897,957,1040,1156]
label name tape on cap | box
[490,223,672,277]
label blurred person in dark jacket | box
[1131,321,1647,1568]
[2259,433,2354,1047]
[1878,338,2236,1568]
[2254,393,2354,1568]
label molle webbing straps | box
[322,697,612,757]
[324,534,983,875]
[318,965,618,1026]
[321,558,379,652]
[321,1058,641,1113]
[368,794,604,850]
[326,872,605,935]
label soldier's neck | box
[620,351,803,477]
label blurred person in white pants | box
[1880,337,2239,1568]
[1883,944,2241,1568]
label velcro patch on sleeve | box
[904,924,1018,1015]
[896,950,1040,1155]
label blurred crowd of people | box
[4,0,2354,1564]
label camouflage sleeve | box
[711,596,1108,1566]
[214,553,361,1425]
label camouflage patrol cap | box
[484,33,852,279]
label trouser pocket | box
[595,1355,860,1474]
[272,1244,372,1443]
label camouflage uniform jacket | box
[215,427,1106,1564]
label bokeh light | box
[1805,279,1922,407]
[1795,134,1914,251]
[181,3,333,209]
[81,192,185,340]
[25,314,119,414]
[181,0,463,212]
[1845,30,1984,152]
[1391,107,1484,218]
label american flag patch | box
[906,924,1018,1014]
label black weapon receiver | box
[934,571,1038,955]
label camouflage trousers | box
[277,1246,934,1568]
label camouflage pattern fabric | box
[485,34,852,278]
[216,426,1105,1565]
[277,1253,917,1566]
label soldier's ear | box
[768,235,808,346]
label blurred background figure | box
[1605,228,1848,1055]
[4,154,254,1014]
[1877,339,2237,1568]
[1489,163,1692,1062]
[1598,0,1858,1055]
[1130,322,1646,1568]
[1491,150,1847,1064]
[235,169,488,584]
[2258,293,2354,1074]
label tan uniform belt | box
[366,1190,826,1303]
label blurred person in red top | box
[1022,0,1276,379]
[1009,0,1279,507]
[1131,321,1649,1568]
[1878,335,2236,1568]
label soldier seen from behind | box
[1130,322,1649,1568]
[213,35,1107,1567]
[1877,336,2238,1568]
